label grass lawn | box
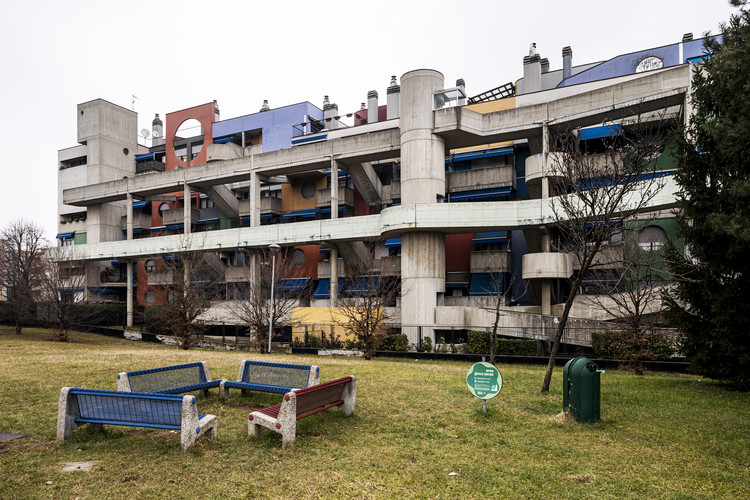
[0,326,748,499]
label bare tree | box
[0,221,46,334]
[541,119,671,392]
[334,242,400,359]
[149,251,222,349]
[39,252,87,342]
[231,248,309,351]
[473,271,527,363]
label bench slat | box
[75,392,183,427]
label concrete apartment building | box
[54,35,704,347]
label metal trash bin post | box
[563,356,604,423]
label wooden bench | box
[117,361,222,397]
[248,375,356,448]
[220,360,320,399]
[57,387,217,450]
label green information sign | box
[466,362,503,400]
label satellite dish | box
[141,128,151,138]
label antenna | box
[141,128,151,138]
[132,94,139,110]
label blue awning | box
[319,244,330,254]
[472,231,508,244]
[197,218,219,225]
[88,287,122,294]
[163,256,181,261]
[135,152,156,161]
[213,135,234,144]
[56,232,74,239]
[111,260,126,264]
[346,277,381,296]
[450,186,511,201]
[122,228,143,235]
[319,206,345,214]
[449,146,514,163]
[132,200,149,208]
[385,238,401,248]
[579,124,623,141]
[326,170,349,177]
[470,273,504,296]
[260,214,273,220]
[57,287,84,292]
[278,278,310,292]
[282,208,316,220]
[313,278,346,299]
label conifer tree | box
[665,1,750,389]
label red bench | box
[248,376,356,448]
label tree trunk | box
[541,274,584,393]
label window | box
[291,248,306,267]
[145,260,155,272]
[145,290,155,305]
[301,182,317,200]
[158,203,170,217]
[637,226,667,251]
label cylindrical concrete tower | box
[399,69,447,344]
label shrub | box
[143,305,170,335]
[69,303,127,328]
[497,338,538,356]
[382,333,410,351]
[467,330,490,354]
[420,337,432,352]
[343,338,364,350]
[591,330,677,361]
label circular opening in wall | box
[301,181,317,200]
[123,148,129,155]
[145,260,155,272]
[637,225,667,251]
[290,248,306,267]
[145,290,155,305]
[158,203,170,217]
[174,119,204,161]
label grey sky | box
[0,0,736,241]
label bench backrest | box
[120,362,208,393]
[239,360,318,389]
[293,376,354,419]
[69,388,187,428]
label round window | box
[301,181,317,200]
[158,203,170,217]
[145,260,155,272]
[291,248,306,267]
[637,225,667,251]
[145,290,155,305]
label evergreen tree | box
[665,1,750,389]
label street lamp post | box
[267,243,281,353]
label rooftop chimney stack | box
[562,46,573,81]
[260,100,270,112]
[456,78,466,105]
[367,90,379,124]
[213,100,220,122]
[323,95,339,130]
[523,43,542,94]
[152,113,164,146]
[386,75,400,120]
[541,58,550,74]
[682,32,694,42]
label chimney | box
[523,44,542,94]
[260,100,270,112]
[323,95,339,130]
[456,78,466,106]
[682,32,693,42]
[367,90,379,124]
[213,100,220,122]
[562,46,573,81]
[541,58,550,74]
[152,113,164,146]
[386,76,400,120]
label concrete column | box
[126,193,133,240]
[126,261,133,327]
[250,164,260,227]
[329,248,338,306]
[540,123,551,315]
[183,183,192,235]
[330,158,339,220]
[399,69,447,345]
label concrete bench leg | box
[57,388,81,441]
[249,422,262,438]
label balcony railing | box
[470,251,510,274]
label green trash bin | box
[563,356,603,423]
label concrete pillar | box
[250,165,260,227]
[367,90,379,124]
[126,261,133,327]
[399,69,447,345]
[184,183,192,235]
[330,158,339,220]
[540,123,551,315]
[386,76,400,120]
[126,193,133,240]
[329,248,338,306]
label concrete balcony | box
[239,197,282,217]
[206,142,243,162]
[522,252,573,280]
[120,213,152,231]
[470,251,510,274]
[147,268,176,286]
[572,243,624,271]
[317,187,354,207]
[381,182,401,203]
[447,166,513,191]
[225,265,252,283]
[162,208,198,226]
[317,258,345,279]
[379,255,401,276]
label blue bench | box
[57,387,217,450]
[220,360,320,399]
[117,362,222,397]
[248,375,356,448]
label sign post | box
[466,361,503,413]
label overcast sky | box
[0,0,736,241]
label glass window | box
[637,225,667,251]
